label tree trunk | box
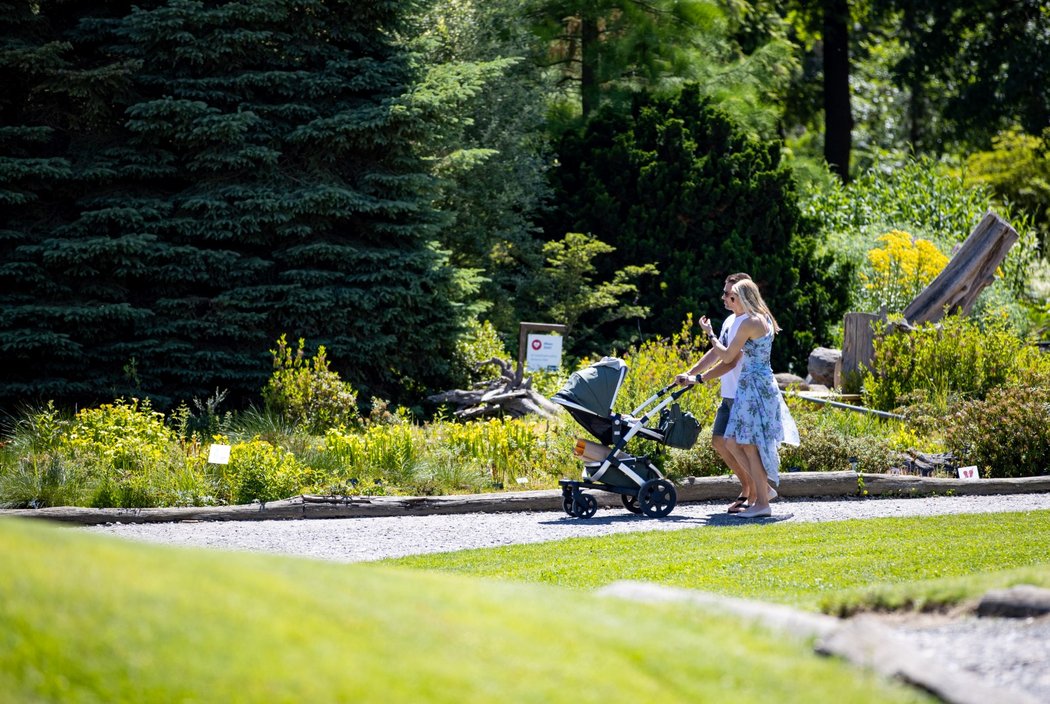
[823,0,852,181]
[580,15,600,118]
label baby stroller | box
[552,357,701,519]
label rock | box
[977,586,1050,618]
[808,347,841,387]
[775,373,807,390]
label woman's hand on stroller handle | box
[673,373,700,387]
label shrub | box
[779,425,896,474]
[60,398,187,508]
[945,385,1050,478]
[614,316,719,422]
[215,438,303,504]
[862,315,1042,411]
[453,319,511,387]
[262,335,361,434]
[859,230,949,314]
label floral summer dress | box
[723,319,800,486]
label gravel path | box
[85,492,1050,704]
[85,492,1050,563]
[875,612,1050,704]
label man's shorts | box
[712,398,734,437]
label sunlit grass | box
[0,518,934,704]
[386,510,1050,613]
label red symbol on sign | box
[531,339,542,350]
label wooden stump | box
[840,312,882,383]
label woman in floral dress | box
[697,279,799,518]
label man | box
[676,273,776,513]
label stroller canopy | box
[552,357,627,418]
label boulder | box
[775,373,807,390]
[808,347,841,387]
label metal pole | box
[782,390,904,420]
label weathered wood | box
[427,356,561,419]
[840,312,882,380]
[903,211,1019,325]
[5,472,1049,525]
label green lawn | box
[386,510,1050,614]
[0,517,934,704]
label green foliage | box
[453,319,511,387]
[316,416,573,495]
[806,156,993,262]
[530,0,797,138]
[215,438,303,505]
[779,425,894,475]
[548,85,851,371]
[262,335,360,435]
[530,232,657,347]
[885,0,1050,151]
[961,128,1050,253]
[803,156,1040,327]
[408,0,554,333]
[612,317,716,420]
[0,0,475,411]
[944,384,1050,479]
[865,315,1050,413]
[862,315,1047,412]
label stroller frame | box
[557,381,689,519]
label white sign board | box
[957,465,980,480]
[526,334,562,372]
[207,444,231,465]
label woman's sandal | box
[727,496,749,513]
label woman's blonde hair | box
[732,279,780,333]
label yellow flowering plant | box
[859,230,949,313]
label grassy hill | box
[0,518,932,703]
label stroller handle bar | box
[629,380,693,417]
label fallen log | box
[427,356,561,419]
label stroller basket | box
[551,357,702,519]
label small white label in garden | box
[515,477,529,484]
[208,444,231,465]
[958,465,979,480]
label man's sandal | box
[727,496,748,513]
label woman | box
[696,279,799,518]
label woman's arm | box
[700,315,764,363]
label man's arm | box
[694,352,743,382]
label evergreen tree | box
[547,84,851,371]
[0,1,131,405]
[0,0,474,410]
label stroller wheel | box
[620,493,643,515]
[638,479,677,518]
[572,493,598,519]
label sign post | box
[518,322,566,373]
